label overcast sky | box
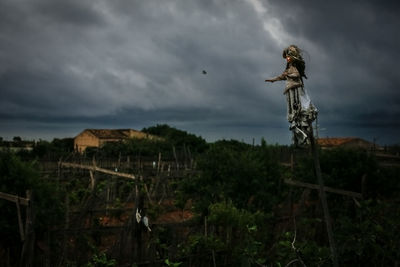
[1,0,399,145]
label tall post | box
[16,197,25,242]
[132,181,144,263]
[309,123,339,267]
[172,146,179,170]
[20,190,35,267]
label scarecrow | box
[265,45,317,146]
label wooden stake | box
[204,216,208,237]
[284,179,362,198]
[89,170,95,190]
[0,192,29,206]
[173,146,179,170]
[142,176,153,206]
[309,124,339,267]
[157,152,162,174]
[60,162,136,180]
[20,190,35,267]
[16,197,25,241]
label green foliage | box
[13,136,22,142]
[3,125,399,265]
[142,124,208,153]
[185,234,226,254]
[286,147,400,265]
[208,201,268,265]
[176,140,284,215]
[164,258,182,267]
[31,140,53,157]
[271,227,330,266]
[335,199,400,265]
[92,138,169,158]
[293,148,396,197]
[17,138,74,159]
[366,165,400,198]
[320,148,377,191]
[208,201,257,229]
[174,140,289,265]
[84,252,116,267]
[87,126,206,159]
[178,200,269,266]
[66,177,91,205]
[52,137,74,152]
[175,141,400,265]
[0,151,64,229]
[0,151,64,259]
[0,152,38,196]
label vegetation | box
[0,151,64,265]
[0,125,399,266]
[176,141,400,265]
[176,140,283,215]
[142,124,208,154]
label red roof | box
[86,129,135,139]
[317,137,373,147]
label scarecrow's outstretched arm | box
[265,71,287,83]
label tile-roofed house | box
[74,129,159,152]
[317,137,378,150]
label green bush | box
[176,140,284,215]
[0,151,64,262]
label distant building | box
[0,140,35,152]
[74,129,160,152]
[317,137,380,150]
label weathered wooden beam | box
[89,170,95,190]
[60,162,136,180]
[16,198,25,241]
[0,192,29,206]
[309,128,339,267]
[378,162,400,168]
[284,178,362,199]
[20,190,35,267]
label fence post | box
[20,190,35,267]
[309,124,339,267]
[16,197,25,241]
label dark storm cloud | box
[34,1,106,27]
[0,0,399,144]
[268,0,400,129]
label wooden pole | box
[183,143,187,170]
[16,197,25,241]
[20,190,35,267]
[309,124,339,267]
[57,158,61,189]
[157,152,162,174]
[187,146,193,169]
[0,192,29,206]
[142,179,154,206]
[132,181,144,263]
[0,191,28,248]
[284,179,362,198]
[60,162,136,180]
[204,216,208,237]
[173,146,179,170]
[45,229,50,267]
[59,194,70,267]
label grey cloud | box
[33,0,106,27]
[267,0,400,132]
[0,0,399,144]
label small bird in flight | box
[202,70,207,75]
